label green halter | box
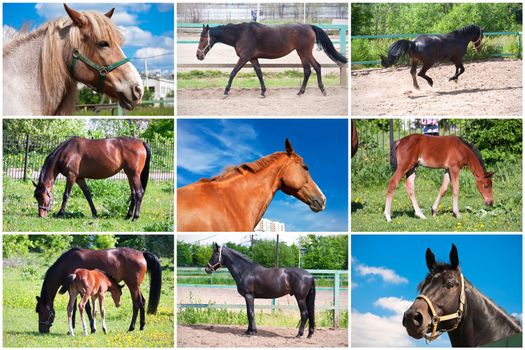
[68,48,129,92]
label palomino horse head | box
[35,296,55,333]
[403,244,465,342]
[476,171,494,206]
[472,26,484,52]
[280,139,326,212]
[205,243,223,274]
[63,4,143,109]
[109,283,125,307]
[196,24,214,60]
[33,180,52,218]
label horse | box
[177,139,326,231]
[380,24,483,89]
[59,268,124,336]
[33,136,150,220]
[35,247,161,334]
[205,244,316,337]
[351,122,358,158]
[3,4,143,115]
[196,23,347,97]
[403,244,522,346]
[384,134,494,222]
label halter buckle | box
[99,68,108,76]
[72,49,80,58]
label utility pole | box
[274,234,279,268]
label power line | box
[129,51,174,59]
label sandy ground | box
[177,325,348,347]
[351,59,522,116]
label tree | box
[72,235,118,249]
[299,235,348,270]
[3,235,33,258]
[177,241,193,267]
[141,119,174,140]
[29,235,73,260]
[192,244,213,266]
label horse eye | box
[302,164,309,171]
[97,41,110,48]
[445,281,454,289]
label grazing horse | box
[205,244,316,337]
[196,23,347,97]
[403,244,521,346]
[384,134,494,222]
[3,4,143,115]
[35,247,161,334]
[380,25,483,89]
[351,122,358,158]
[59,268,124,336]
[33,136,150,220]
[177,139,326,231]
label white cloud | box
[112,12,138,26]
[3,25,18,43]
[120,26,155,47]
[354,260,409,284]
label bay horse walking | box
[33,136,150,220]
[384,134,494,222]
[206,244,316,337]
[196,23,347,97]
[403,244,521,346]
[36,247,161,334]
[177,139,326,231]
[3,4,143,115]
[59,268,124,336]
[380,25,483,89]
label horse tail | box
[380,40,413,68]
[58,274,76,294]
[141,142,151,193]
[310,25,347,65]
[143,251,162,314]
[306,278,316,331]
[390,140,398,172]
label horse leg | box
[432,171,451,217]
[295,298,308,338]
[224,57,250,97]
[129,175,144,221]
[128,287,141,332]
[250,58,266,97]
[76,178,97,218]
[410,60,420,90]
[310,57,326,96]
[91,297,98,333]
[79,295,89,336]
[72,297,77,330]
[57,176,76,217]
[99,295,107,334]
[404,169,426,219]
[244,294,257,335]
[125,191,136,220]
[139,292,146,331]
[449,167,461,218]
[67,293,77,336]
[417,63,434,87]
[385,169,406,222]
[297,54,312,96]
[450,63,465,82]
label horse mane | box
[417,262,455,292]
[454,24,481,36]
[458,137,488,174]
[223,246,255,264]
[198,152,288,183]
[38,137,77,184]
[39,247,83,302]
[95,269,120,287]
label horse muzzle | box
[38,208,49,218]
[309,195,326,212]
[485,199,494,207]
[117,84,143,111]
[402,310,427,339]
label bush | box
[3,235,33,258]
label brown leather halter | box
[207,245,223,271]
[416,273,466,343]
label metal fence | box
[3,135,174,182]
[177,267,348,328]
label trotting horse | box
[196,23,347,97]
[36,247,161,334]
[206,244,316,337]
[59,268,124,336]
[33,136,150,220]
[403,244,521,346]
[380,24,483,89]
[177,139,326,231]
[3,4,143,115]
[384,134,494,222]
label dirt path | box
[177,325,348,347]
[351,59,522,116]
[177,87,348,116]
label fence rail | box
[75,99,175,116]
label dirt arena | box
[351,59,522,116]
[177,325,348,347]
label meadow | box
[3,179,174,232]
[3,254,174,347]
[74,105,174,116]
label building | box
[254,218,286,232]
[142,76,174,100]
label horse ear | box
[206,24,210,30]
[486,171,495,178]
[32,180,38,188]
[36,296,40,302]
[118,283,125,289]
[64,4,87,27]
[214,242,219,250]
[285,139,295,155]
[104,8,115,18]
[450,244,459,269]
[425,248,436,271]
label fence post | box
[333,272,340,328]
[23,133,30,182]
[340,26,348,86]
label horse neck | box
[448,281,521,347]
[40,264,64,306]
[212,26,239,47]
[39,155,60,190]
[222,249,256,283]
[464,146,486,180]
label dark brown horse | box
[351,121,358,158]
[385,134,494,222]
[36,247,161,334]
[33,137,150,220]
[403,244,521,346]
[177,139,326,231]
[196,23,347,97]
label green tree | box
[71,235,118,249]
[177,241,193,267]
[251,239,298,268]
[299,235,348,270]
[3,235,33,258]
[141,119,174,140]
[192,244,213,267]
[29,235,73,260]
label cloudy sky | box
[3,3,174,75]
[351,234,522,347]
[177,119,349,232]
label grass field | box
[3,179,174,232]
[74,106,174,116]
[3,254,174,347]
[351,149,522,232]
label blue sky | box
[3,3,174,74]
[351,234,522,347]
[177,119,348,232]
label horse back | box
[413,34,468,63]
[397,134,468,169]
[246,23,315,59]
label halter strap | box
[69,49,130,92]
[471,28,483,46]
[39,304,55,326]
[207,245,223,271]
[38,186,53,211]
[196,34,211,57]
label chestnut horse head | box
[33,181,53,218]
[475,171,494,206]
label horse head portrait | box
[33,181,53,218]
[196,24,213,60]
[35,295,55,333]
[475,171,494,206]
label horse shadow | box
[189,324,283,338]
[407,85,521,99]
[351,201,364,213]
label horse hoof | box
[307,333,314,338]
[296,334,303,338]
[385,214,392,223]
[222,94,229,99]
[258,94,265,99]
[431,209,437,217]
[322,90,327,96]
[245,330,256,336]
[128,327,135,332]
[416,213,427,220]
[453,213,462,219]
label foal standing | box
[59,268,124,336]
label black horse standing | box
[196,22,347,97]
[205,244,316,337]
[381,25,483,89]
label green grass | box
[177,70,340,89]
[3,254,174,347]
[74,106,173,116]
[3,178,174,232]
[351,148,522,232]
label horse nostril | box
[133,85,143,101]
[413,312,423,327]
